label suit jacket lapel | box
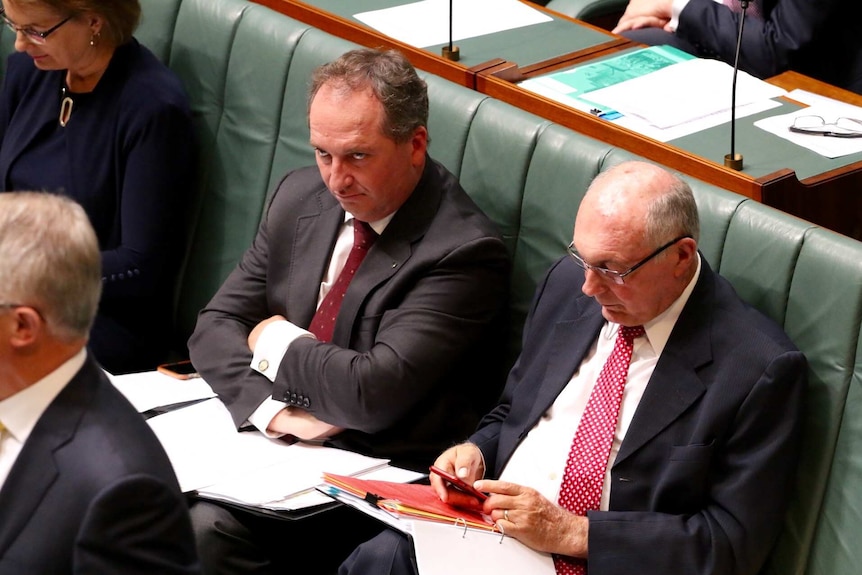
[330,157,441,345]
[615,261,715,465]
[0,360,94,555]
[524,309,605,430]
[288,191,343,328]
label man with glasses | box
[0,192,199,574]
[341,161,806,575]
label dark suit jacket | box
[0,355,199,574]
[678,0,862,94]
[189,157,510,470]
[471,255,806,575]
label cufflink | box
[258,359,269,371]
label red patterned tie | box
[307,219,377,342]
[724,0,761,18]
[554,324,645,575]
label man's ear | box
[8,306,44,349]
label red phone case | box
[429,465,488,501]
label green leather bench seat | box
[2,1,860,573]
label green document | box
[520,45,695,119]
[546,45,694,94]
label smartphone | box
[429,465,488,501]
[157,360,200,380]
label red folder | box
[322,472,498,532]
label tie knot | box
[619,325,645,342]
[353,219,377,248]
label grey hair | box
[0,192,102,342]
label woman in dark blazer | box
[0,0,195,373]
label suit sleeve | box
[74,475,199,575]
[587,349,806,575]
[277,231,509,433]
[677,0,842,79]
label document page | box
[354,0,551,48]
[754,96,862,158]
[584,58,786,129]
[411,520,555,575]
[108,369,216,413]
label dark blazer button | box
[302,398,310,408]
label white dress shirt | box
[247,212,393,434]
[499,255,701,511]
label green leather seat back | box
[268,27,357,196]
[764,227,862,575]
[137,0,183,62]
[168,0,316,347]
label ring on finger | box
[504,509,510,522]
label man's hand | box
[475,479,589,559]
[267,407,343,440]
[429,443,486,505]
[248,315,287,351]
[612,0,673,34]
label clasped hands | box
[430,443,589,559]
[612,0,675,34]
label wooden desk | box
[254,0,862,239]
[256,0,632,89]
[477,66,862,239]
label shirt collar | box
[0,348,86,443]
[342,211,395,236]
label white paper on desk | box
[412,520,555,575]
[108,369,216,413]
[584,58,786,129]
[197,442,390,510]
[354,0,551,49]
[146,398,241,492]
[753,103,862,158]
[520,73,781,142]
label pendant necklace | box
[59,85,74,127]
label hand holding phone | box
[429,465,488,501]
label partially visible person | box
[187,48,510,574]
[0,0,196,373]
[0,192,199,574]
[341,161,806,575]
[613,0,862,95]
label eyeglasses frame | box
[0,8,74,45]
[789,115,862,139]
[567,235,692,285]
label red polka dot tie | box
[307,219,377,342]
[724,0,761,18]
[554,324,645,575]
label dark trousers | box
[338,528,417,575]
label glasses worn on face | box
[567,235,691,285]
[0,8,73,45]
[789,115,862,138]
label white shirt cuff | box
[670,0,692,30]
[248,399,292,437]
[250,320,313,382]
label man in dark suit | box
[612,0,862,94]
[187,48,509,574]
[340,161,806,575]
[0,192,199,574]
